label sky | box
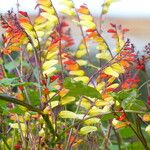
[0,0,150,18]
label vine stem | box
[112,127,121,150]
[71,1,92,64]
[104,121,112,150]
[138,79,150,90]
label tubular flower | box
[59,0,75,16]
[0,11,27,54]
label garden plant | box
[0,0,150,149]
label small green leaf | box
[0,77,40,87]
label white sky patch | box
[0,0,150,18]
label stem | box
[75,11,92,63]
[42,114,55,136]
[104,122,112,150]
[129,124,150,150]
[138,80,150,90]
[136,115,150,150]
[112,127,121,150]
[0,94,42,114]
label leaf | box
[101,114,116,121]
[79,126,97,135]
[28,89,40,106]
[4,60,30,72]
[0,77,18,85]
[122,99,146,111]
[0,77,40,87]
[63,78,101,99]
[10,106,26,115]
[74,76,89,84]
[119,127,135,139]
[59,110,77,119]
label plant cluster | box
[0,0,150,149]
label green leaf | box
[101,112,121,121]
[4,60,30,72]
[122,99,146,111]
[111,89,139,103]
[119,127,135,139]
[101,113,116,121]
[126,141,144,149]
[63,78,101,99]
[0,77,40,87]
[10,106,26,115]
[0,77,19,85]
[28,89,40,106]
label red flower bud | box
[14,144,22,150]
[44,88,49,95]
[116,112,126,121]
